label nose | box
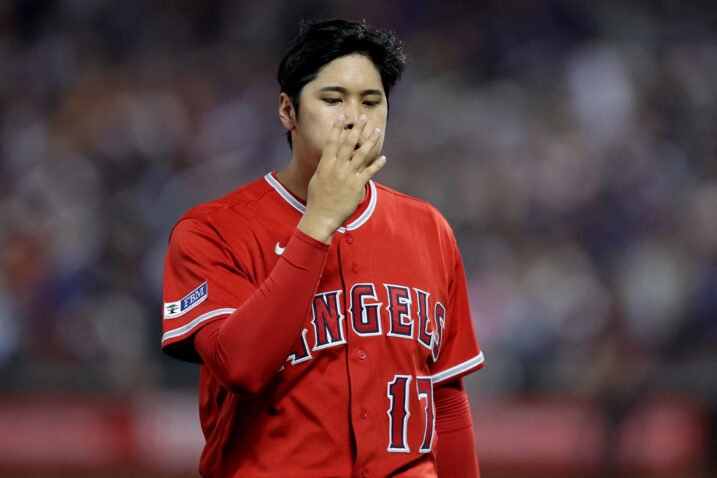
[344,114,356,130]
[343,102,363,129]
[344,116,366,130]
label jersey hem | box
[431,351,485,385]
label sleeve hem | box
[431,351,485,386]
[280,228,331,270]
[161,308,236,362]
[292,227,332,251]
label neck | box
[275,154,370,206]
[275,155,314,201]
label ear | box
[279,93,296,132]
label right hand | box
[298,114,386,244]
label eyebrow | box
[319,86,384,96]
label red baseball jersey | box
[162,172,484,477]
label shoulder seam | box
[180,180,278,223]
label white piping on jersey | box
[264,172,377,233]
[430,351,484,385]
[265,172,305,213]
[162,308,236,344]
[345,181,377,231]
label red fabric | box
[435,379,480,477]
[161,174,485,477]
[193,227,329,395]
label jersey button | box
[351,263,358,273]
[360,408,368,419]
[344,234,353,244]
[357,349,367,360]
[361,468,368,478]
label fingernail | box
[372,128,380,137]
[337,114,345,122]
[359,114,367,123]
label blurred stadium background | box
[0,0,715,476]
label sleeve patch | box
[164,282,208,319]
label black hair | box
[277,19,407,148]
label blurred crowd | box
[0,0,715,443]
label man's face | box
[292,53,388,169]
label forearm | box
[435,379,480,477]
[193,227,329,395]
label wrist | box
[297,213,338,244]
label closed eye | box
[323,98,342,104]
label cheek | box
[317,119,336,147]
[369,109,388,131]
[300,112,332,146]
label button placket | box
[341,229,374,475]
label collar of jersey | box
[264,172,377,233]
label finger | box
[351,127,382,170]
[336,115,367,161]
[336,114,368,161]
[337,128,351,150]
[361,154,387,181]
[322,115,346,161]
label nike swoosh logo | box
[274,242,286,256]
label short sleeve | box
[429,237,484,385]
[161,218,256,362]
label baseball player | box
[162,19,484,477]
